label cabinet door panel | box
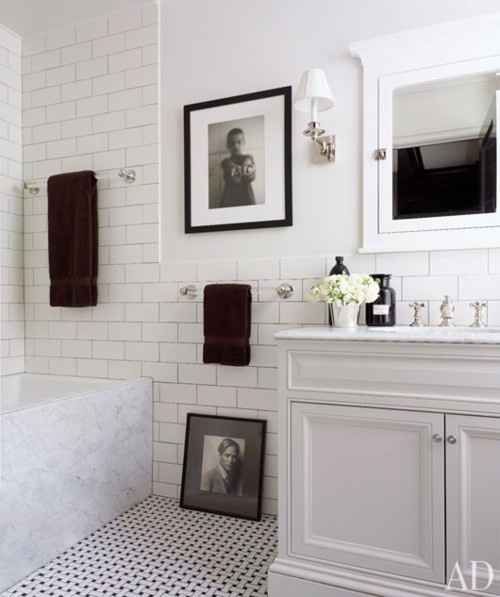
[446,414,500,594]
[290,402,445,582]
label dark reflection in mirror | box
[392,73,497,221]
[393,123,496,219]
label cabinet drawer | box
[287,349,500,396]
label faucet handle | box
[409,302,425,327]
[470,301,487,328]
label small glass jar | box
[366,274,396,327]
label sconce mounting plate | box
[313,135,336,164]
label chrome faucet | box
[439,296,455,327]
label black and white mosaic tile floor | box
[2,496,277,597]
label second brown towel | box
[203,284,252,366]
[48,170,98,307]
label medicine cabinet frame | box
[349,13,500,253]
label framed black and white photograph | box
[184,87,292,233]
[180,414,266,520]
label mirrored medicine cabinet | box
[350,13,500,253]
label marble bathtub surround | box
[0,376,153,592]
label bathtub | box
[0,373,153,592]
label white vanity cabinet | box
[268,328,500,597]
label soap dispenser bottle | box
[328,257,350,325]
[329,256,350,276]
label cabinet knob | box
[432,434,443,443]
[447,435,457,445]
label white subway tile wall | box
[1,24,24,375]
[3,4,499,516]
[19,4,270,515]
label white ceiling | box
[0,0,152,37]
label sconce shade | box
[294,69,334,112]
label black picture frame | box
[180,414,267,521]
[184,86,292,233]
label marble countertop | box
[274,325,500,344]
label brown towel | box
[203,284,251,366]
[48,170,98,307]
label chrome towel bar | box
[179,283,294,300]
[23,167,137,196]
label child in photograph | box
[220,128,256,208]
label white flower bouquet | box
[307,273,379,306]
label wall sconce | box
[294,69,335,163]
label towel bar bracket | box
[180,285,198,299]
[118,168,137,183]
[276,283,294,299]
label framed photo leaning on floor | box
[180,414,267,520]
[184,86,292,233]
